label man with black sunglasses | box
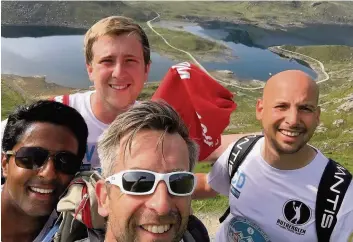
[1,100,88,242]
[88,100,208,242]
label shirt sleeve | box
[330,210,353,242]
[207,141,236,196]
[330,181,353,242]
[1,118,8,149]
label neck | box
[1,186,49,242]
[90,93,129,124]
[261,142,317,170]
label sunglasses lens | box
[122,171,155,193]
[15,147,48,169]
[169,173,195,195]
[54,152,81,175]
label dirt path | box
[147,13,264,91]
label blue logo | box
[231,171,246,198]
[228,216,271,242]
[86,144,95,162]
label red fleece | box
[152,62,237,161]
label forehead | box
[265,79,318,105]
[117,130,190,173]
[16,122,78,152]
[91,33,144,58]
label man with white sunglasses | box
[93,100,208,242]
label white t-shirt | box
[1,91,108,170]
[208,137,353,242]
[52,91,109,170]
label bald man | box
[193,70,353,242]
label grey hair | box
[97,100,199,178]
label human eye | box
[274,104,287,110]
[100,59,112,64]
[126,58,138,63]
[300,106,315,112]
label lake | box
[0,24,327,88]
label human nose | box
[285,107,300,126]
[112,61,124,79]
[37,156,58,179]
[145,181,173,216]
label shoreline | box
[268,46,328,83]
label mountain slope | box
[1,1,155,28]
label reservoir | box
[0,23,332,88]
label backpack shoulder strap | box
[227,135,263,181]
[219,134,263,223]
[185,215,210,242]
[315,159,352,242]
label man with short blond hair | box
[50,16,152,170]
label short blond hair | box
[84,16,150,65]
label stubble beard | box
[107,213,189,242]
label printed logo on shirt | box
[276,199,312,235]
[80,143,97,171]
[227,216,271,242]
[230,171,246,198]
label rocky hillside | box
[131,1,353,27]
[1,1,155,28]
[2,1,353,29]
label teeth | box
[110,84,128,90]
[280,130,300,137]
[30,187,54,194]
[142,224,171,234]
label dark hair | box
[2,100,88,162]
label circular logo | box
[282,199,311,225]
[227,216,271,242]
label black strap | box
[315,159,352,242]
[219,135,263,223]
[186,215,210,242]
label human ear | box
[256,99,264,121]
[2,153,9,178]
[96,180,109,217]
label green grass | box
[1,81,26,119]
[282,45,353,63]
[130,2,353,26]
[143,25,227,60]
[192,162,229,213]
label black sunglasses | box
[5,146,81,175]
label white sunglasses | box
[105,170,197,196]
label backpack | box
[44,171,210,242]
[219,135,352,242]
[42,171,105,242]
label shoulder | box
[52,91,93,106]
[339,180,353,217]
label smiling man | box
[1,100,88,242]
[193,70,353,241]
[92,100,207,242]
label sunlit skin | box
[86,33,151,124]
[1,123,78,242]
[256,70,321,170]
[96,130,192,242]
